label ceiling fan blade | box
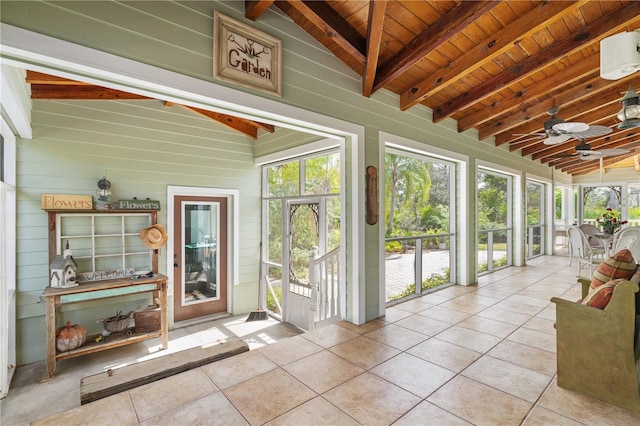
[577,148,630,160]
[552,122,589,133]
[543,134,572,145]
[579,151,606,159]
[512,132,547,137]
[597,148,630,156]
[570,125,613,138]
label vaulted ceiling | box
[246,0,640,176]
[27,1,640,177]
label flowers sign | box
[598,208,628,234]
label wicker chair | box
[568,226,605,276]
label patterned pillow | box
[582,278,624,309]
[590,249,637,289]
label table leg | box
[42,296,57,382]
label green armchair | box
[551,278,640,412]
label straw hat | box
[140,224,168,249]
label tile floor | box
[3,255,640,425]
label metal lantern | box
[96,176,112,202]
[616,87,640,129]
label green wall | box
[1,0,577,364]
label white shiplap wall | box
[16,99,262,364]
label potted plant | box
[598,208,628,234]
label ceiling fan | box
[514,106,612,145]
[554,142,630,160]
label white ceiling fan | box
[514,106,612,145]
[554,142,630,160]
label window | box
[384,148,455,302]
[526,180,544,258]
[56,213,153,278]
[477,169,511,273]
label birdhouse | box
[49,242,78,288]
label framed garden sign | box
[213,11,282,97]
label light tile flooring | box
[3,255,640,425]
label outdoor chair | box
[578,223,611,252]
[613,227,640,263]
[568,225,605,276]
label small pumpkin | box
[56,321,87,352]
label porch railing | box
[308,246,341,331]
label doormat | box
[80,336,248,404]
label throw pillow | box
[590,249,636,289]
[582,278,624,309]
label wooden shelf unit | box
[42,209,167,381]
[42,274,168,381]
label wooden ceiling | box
[246,0,640,176]
[26,1,640,176]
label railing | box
[477,228,510,274]
[384,233,452,303]
[308,246,341,331]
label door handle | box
[174,263,179,268]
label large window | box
[384,148,455,303]
[477,169,511,273]
[526,180,545,259]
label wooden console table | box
[42,274,168,381]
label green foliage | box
[388,268,450,301]
[478,256,508,273]
[385,152,451,237]
[477,172,508,227]
[526,182,542,225]
[385,241,404,253]
[266,284,282,314]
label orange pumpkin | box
[56,321,87,352]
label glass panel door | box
[173,196,227,322]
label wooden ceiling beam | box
[28,72,273,138]
[432,1,640,123]
[373,1,499,93]
[30,85,150,100]
[500,101,620,155]
[566,146,640,175]
[560,142,640,175]
[182,105,262,139]
[543,132,640,167]
[281,0,366,66]
[362,0,387,98]
[400,0,580,112]
[487,74,638,143]
[535,129,635,162]
[466,55,600,143]
[245,1,274,21]
[26,70,90,85]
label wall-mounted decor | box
[118,199,161,210]
[366,166,378,225]
[213,11,282,97]
[41,194,92,210]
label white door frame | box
[167,186,239,326]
